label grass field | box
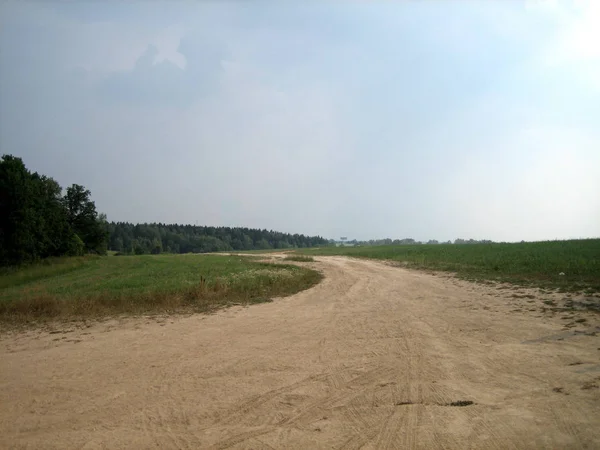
[0,254,322,324]
[299,239,600,293]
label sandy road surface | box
[1,256,600,449]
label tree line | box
[107,223,328,255]
[0,155,107,266]
[0,155,329,265]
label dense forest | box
[107,223,328,254]
[0,155,329,265]
[0,155,107,266]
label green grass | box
[0,254,322,324]
[298,239,600,293]
[284,255,315,262]
[0,256,96,290]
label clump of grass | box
[0,255,322,325]
[445,400,474,407]
[284,255,315,262]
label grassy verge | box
[0,254,322,325]
[0,256,96,290]
[284,255,315,262]
[297,239,600,293]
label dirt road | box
[1,256,599,449]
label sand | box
[1,256,599,449]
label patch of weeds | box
[580,299,600,313]
[246,296,273,305]
[564,299,575,308]
[557,298,600,313]
[445,400,474,407]
[581,378,600,390]
[283,255,315,262]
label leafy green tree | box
[113,237,124,252]
[64,184,108,254]
[31,174,73,258]
[1,155,73,264]
[242,234,254,250]
[0,155,37,264]
[67,234,85,256]
[256,238,271,250]
[131,239,145,255]
[231,238,243,250]
[150,238,163,254]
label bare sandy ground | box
[1,256,599,449]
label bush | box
[67,234,85,257]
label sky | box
[1,1,599,242]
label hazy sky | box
[1,1,599,242]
